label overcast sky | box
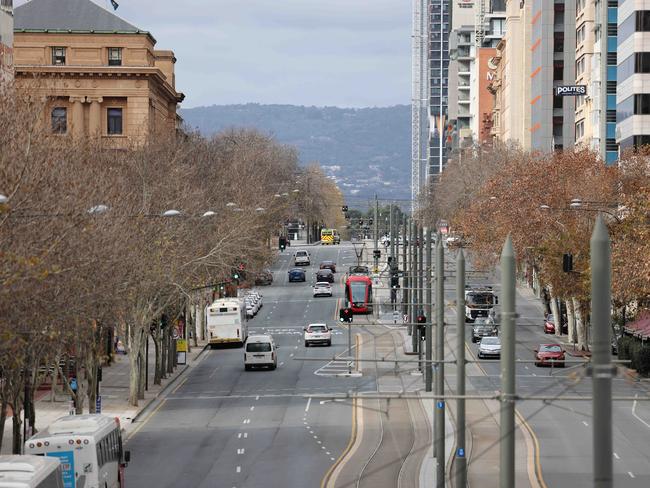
[17,0,411,108]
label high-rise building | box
[530,0,576,152]
[576,0,617,164]
[0,0,12,83]
[428,0,450,178]
[616,0,649,152]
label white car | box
[245,297,259,315]
[313,282,333,297]
[294,250,311,266]
[477,336,501,359]
[304,323,332,347]
[245,303,255,319]
[244,334,277,370]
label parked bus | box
[24,415,129,488]
[345,275,373,314]
[206,298,248,347]
[0,455,64,488]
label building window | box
[51,107,67,133]
[576,56,586,76]
[576,25,585,44]
[554,32,564,52]
[108,48,122,66]
[107,108,123,135]
[553,95,563,109]
[490,18,505,37]
[575,120,585,140]
[51,47,66,65]
[576,0,585,14]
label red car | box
[534,344,565,367]
[319,260,336,273]
[543,314,568,334]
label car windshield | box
[467,293,495,305]
[247,342,271,352]
[296,251,307,256]
[540,345,562,352]
[481,337,500,345]
[308,325,327,332]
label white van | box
[244,335,278,370]
[0,455,64,488]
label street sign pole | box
[435,232,445,487]
[456,250,467,487]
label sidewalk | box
[1,338,208,454]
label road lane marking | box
[305,397,312,412]
[244,433,248,438]
[320,397,359,488]
[237,448,245,455]
[209,366,220,379]
[582,421,589,427]
[255,395,259,400]
[126,398,167,442]
[171,377,188,395]
[243,418,251,424]
[628,472,635,478]
[236,466,241,473]
[238,433,242,439]
[632,394,650,429]
[614,452,620,460]
[280,362,284,366]
[250,406,255,411]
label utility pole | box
[434,232,445,487]
[591,216,613,488]
[412,220,419,352]
[455,250,467,487]
[500,236,516,488]
[403,217,409,321]
[425,227,433,392]
[373,195,379,273]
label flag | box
[110,0,119,10]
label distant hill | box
[179,104,411,204]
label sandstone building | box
[13,0,184,147]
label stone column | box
[88,97,104,137]
[69,96,86,137]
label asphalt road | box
[444,250,650,486]
[126,243,377,488]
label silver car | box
[313,282,333,297]
[477,336,501,359]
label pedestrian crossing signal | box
[339,308,353,323]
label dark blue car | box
[288,268,306,282]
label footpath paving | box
[1,338,208,454]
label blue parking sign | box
[457,447,465,457]
[437,401,444,409]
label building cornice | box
[14,28,157,45]
[14,64,184,102]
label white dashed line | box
[280,362,284,366]
[244,433,248,438]
[236,466,241,473]
[255,395,259,401]
[305,397,312,412]
[628,472,635,478]
[237,448,245,455]
[243,419,251,424]
[582,421,589,427]
[614,452,620,460]
[238,433,242,439]
[250,406,255,411]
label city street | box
[442,251,650,487]
[126,243,428,488]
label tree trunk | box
[160,328,167,381]
[0,399,8,453]
[550,293,562,337]
[137,339,146,400]
[127,326,143,407]
[12,408,22,454]
[153,332,162,385]
[573,298,588,351]
[567,298,576,345]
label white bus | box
[0,455,64,488]
[206,298,248,347]
[24,415,130,488]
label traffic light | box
[369,218,373,226]
[417,315,426,340]
[562,253,573,273]
[279,236,287,251]
[342,205,348,212]
[339,307,353,323]
[232,268,240,280]
[373,249,381,259]
[358,219,364,226]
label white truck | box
[464,286,498,323]
[206,298,248,347]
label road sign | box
[96,395,102,414]
[437,401,444,409]
[457,447,465,457]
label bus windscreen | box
[350,282,367,303]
